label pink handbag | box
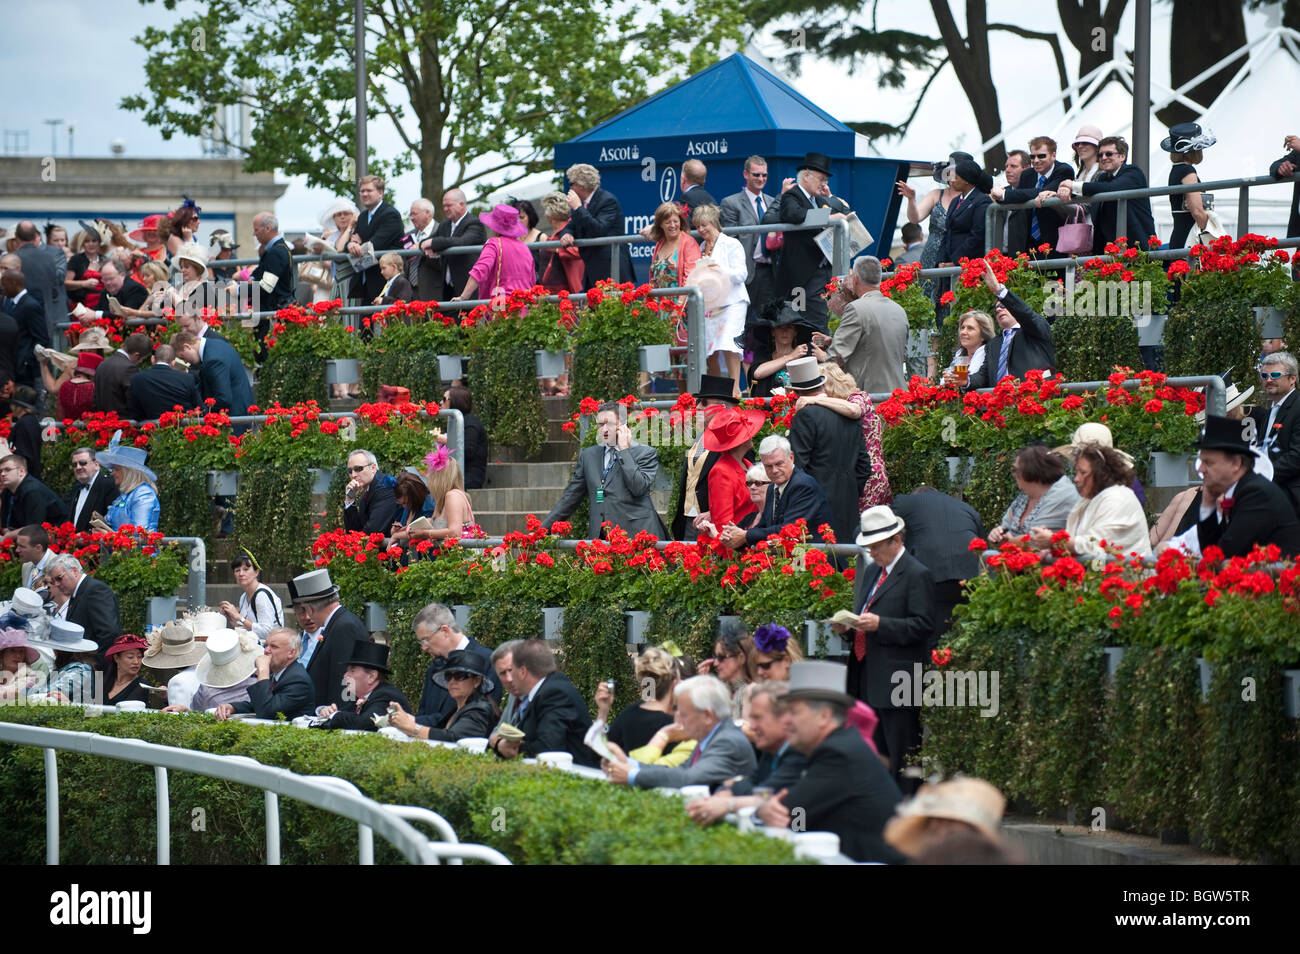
[1055,205,1093,255]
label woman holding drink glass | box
[941,310,995,389]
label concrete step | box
[542,394,572,422]
[472,486,571,513]
[485,461,576,487]
[489,440,577,463]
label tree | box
[124,0,745,202]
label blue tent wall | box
[554,54,917,281]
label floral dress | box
[850,391,892,509]
[650,248,679,289]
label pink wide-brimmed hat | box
[478,204,528,239]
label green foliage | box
[560,601,637,718]
[1049,312,1143,383]
[571,338,642,412]
[93,543,189,636]
[384,602,425,706]
[233,463,318,578]
[467,598,541,649]
[467,344,548,458]
[1162,280,1259,382]
[257,352,327,409]
[361,350,446,404]
[0,707,798,865]
[645,607,717,667]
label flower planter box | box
[1102,646,1125,682]
[206,470,239,497]
[311,468,335,495]
[454,604,473,631]
[945,456,974,488]
[625,610,650,645]
[1134,313,1167,348]
[437,354,465,381]
[542,606,565,642]
[534,350,567,379]
[1149,452,1196,488]
[1197,657,1213,702]
[638,344,671,374]
[1284,670,1300,720]
[325,358,360,385]
[147,596,178,628]
[364,602,388,632]
[804,619,848,657]
[717,615,741,637]
[1254,306,1287,339]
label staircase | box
[475,396,580,536]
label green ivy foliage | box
[1050,313,1143,383]
[1162,283,1258,383]
[468,345,548,458]
[570,338,641,414]
[257,352,327,408]
[560,601,637,718]
[361,350,446,404]
[232,463,318,578]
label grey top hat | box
[290,568,338,603]
[786,355,825,391]
[31,619,98,655]
[781,660,854,707]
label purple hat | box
[0,627,39,665]
[478,203,528,239]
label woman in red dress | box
[702,406,767,533]
[56,352,102,421]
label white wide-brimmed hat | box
[856,505,906,546]
[143,620,207,668]
[319,198,359,232]
[8,587,45,618]
[187,611,228,641]
[195,630,260,689]
[175,242,208,273]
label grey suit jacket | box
[633,718,758,791]
[544,442,668,539]
[828,290,909,396]
[16,245,67,345]
[719,189,778,282]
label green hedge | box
[0,707,798,865]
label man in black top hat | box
[290,568,369,709]
[671,374,742,540]
[314,639,409,730]
[1195,415,1300,559]
[770,152,845,335]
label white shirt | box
[72,474,98,526]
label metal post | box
[353,0,367,181]
[831,218,850,275]
[439,408,465,477]
[1132,0,1151,178]
[1116,198,1128,239]
[685,289,704,395]
[44,748,59,865]
[265,791,280,865]
[1238,186,1249,235]
[155,766,170,865]
[163,537,207,611]
[359,824,374,864]
[984,203,1000,254]
[610,244,621,283]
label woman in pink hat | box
[104,634,151,706]
[451,203,537,303]
[0,627,43,701]
[701,406,766,532]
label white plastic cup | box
[538,751,574,769]
[457,737,490,754]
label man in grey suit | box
[813,255,908,396]
[544,402,667,539]
[13,221,67,353]
[719,156,779,340]
[604,676,757,791]
[893,223,925,265]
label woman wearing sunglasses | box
[390,649,497,741]
[749,623,803,682]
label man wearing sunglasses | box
[720,156,778,339]
[992,136,1075,255]
[342,449,401,535]
[1251,352,1300,511]
[1057,135,1156,252]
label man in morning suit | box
[169,330,253,419]
[721,434,833,549]
[1251,351,1300,511]
[63,447,119,533]
[1,454,68,539]
[349,174,405,303]
[544,402,667,539]
[492,639,596,766]
[46,553,121,657]
[1269,135,1300,246]
[939,157,993,266]
[992,135,1075,254]
[1,268,49,389]
[562,163,635,290]
[127,344,201,421]
[93,333,152,416]
[215,628,315,721]
[604,675,757,790]
[719,155,779,338]
[966,261,1055,389]
[769,152,844,335]
[289,569,370,709]
[1058,135,1157,252]
[787,356,873,547]
[407,603,498,730]
[314,640,410,730]
[837,506,936,794]
[1196,415,1300,559]
[12,221,67,348]
[890,486,984,647]
[670,375,740,540]
[251,212,297,311]
[420,189,487,300]
[342,448,401,535]
[679,159,717,215]
[757,661,904,863]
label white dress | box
[701,232,749,357]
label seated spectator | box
[15,525,55,592]
[104,634,151,706]
[386,470,435,548]
[7,387,43,479]
[698,618,755,717]
[342,449,400,534]
[1151,484,1201,550]
[443,385,486,489]
[451,204,536,302]
[2,586,50,641]
[52,352,102,421]
[373,252,414,305]
[491,638,595,766]
[1,453,68,540]
[127,344,201,420]
[754,661,904,863]
[603,675,756,790]
[219,549,283,643]
[1030,443,1151,558]
[537,191,584,294]
[489,640,525,733]
[1194,414,1300,558]
[423,446,476,540]
[965,261,1055,389]
[739,463,769,530]
[798,362,893,510]
[395,603,496,733]
[33,620,99,704]
[215,627,322,721]
[96,440,160,532]
[883,777,1008,861]
[391,649,497,741]
[702,406,764,531]
[45,554,121,655]
[86,259,149,317]
[594,646,679,753]
[1253,351,1300,511]
[0,626,43,701]
[1055,421,1146,506]
[749,623,803,682]
[166,630,260,712]
[721,434,834,549]
[988,444,1079,543]
[141,619,205,709]
[940,310,995,387]
[314,641,411,731]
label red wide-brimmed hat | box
[702,407,765,453]
[105,633,150,658]
[128,214,165,242]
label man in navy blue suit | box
[170,330,253,418]
[348,175,405,302]
[1,268,49,389]
[720,434,833,549]
[215,627,316,721]
[562,163,635,289]
[992,136,1076,254]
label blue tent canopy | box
[554,53,919,277]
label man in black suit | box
[419,188,487,300]
[315,640,410,730]
[756,660,904,863]
[769,152,843,334]
[993,136,1075,254]
[0,302,18,398]
[721,435,833,548]
[349,175,405,302]
[562,163,635,289]
[12,221,67,348]
[408,603,498,729]
[290,569,370,709]
[216,628,316,721]
[671,375,740,539]
[1,268,49,389]
[251,212,297,311]
[1196,415,1300,558]
[93,332,151,416]
[1269,135,1300,245]
[787,357,873,547]
[88,258,149,315]
[127,344,201,421]
[838,506,936,793]
[492,639,596,766]
[47,554,121,656]
[890,487,984,648]
[966,261,1055,388]
[1,454,68,539]
[342,449,401,534]
[63,447,120,533]
[1252,352,1300,511]
[404,197,438,299]
[940,158,994,266]
[1058,135,1157,251]
[679,159,717,216]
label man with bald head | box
[680,159,717,215]
[420,187,486,299]
[12,220,66,350]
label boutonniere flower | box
[1220,496,1234,513]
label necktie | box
[1265,401,1284,449]
[996,327,1015,382]
[602,449,615,480]
[689,743,702,766]
[854,568,889,661]
[517,695,531,719]
[774,483,784,518]
[1030,174,1046,241]
[753,195,767,262]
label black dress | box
[1168,162,1198,248]
[607,704,674,753]
[105,677,150,706]
[67,251,106,308]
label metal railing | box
[0,721,511,865]
[161,536,207,610]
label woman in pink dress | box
[452,204,538,302]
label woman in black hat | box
[1161,123,1217,247]
[749,305,826,398]
[391,649,498,741]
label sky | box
[4,0,1294,232]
